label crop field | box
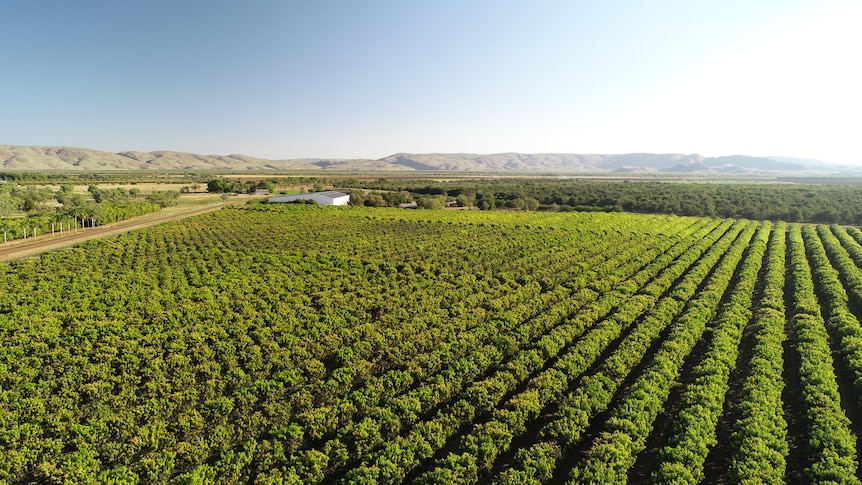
[3,203,862,483]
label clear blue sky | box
[2,1,860,164]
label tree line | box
[333,177,862,222]
[0,183,170,241]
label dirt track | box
[0,199,237,263]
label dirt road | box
[0,197,247,263]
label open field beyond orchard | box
[3,203,862,483]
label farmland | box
[3,203,862,483]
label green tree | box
[87,185,103,202]
[364,194,386,207]
[147,190,180,207]
[207,179,227,193]
[349,190,366,206]
[417,195,445,210]
[0,193,16,217]
[477,193,496,210]
[257,180,275,193]
[383,192,411,206]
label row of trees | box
[807,226,862,395]
[0,183,164,240]
[569,220,757,483]
[337,177,862,222]
[285,213,705,484]
[786,225,859,483]
[7,203,862,482]
[727,221,788,484]
[0,172,203,184]
[16,174,859,222]
[0,205,707,482]
[206,178,275,194]
[652,222,769,483]
[0,184,55,215]
[419,219,738,484]
[498,219,745,483]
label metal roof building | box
[268,191,350,206]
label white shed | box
[268,191,350,206]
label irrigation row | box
[491,219,753,484]
[565,220,757,483]
[786,225,859,483]
[318,221,734,484]
[408,220,747,484]
[650,221,770,483]
[725,221,788,484]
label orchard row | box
[3,204,862,483]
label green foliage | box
[353,177,862,223]
[146,190,180,207]
[207,178,257,194]
[416,195,445,210]
[787,225,860,484]
[728,221,788,484]
[569,219,758,482]
[0,182,162,242]
[0,171,204,184]
[653,222,770,484]
[4,204,862,484]
[0,202,161,240]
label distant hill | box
[0,146,323,171]
[0,145,855,174]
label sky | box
[1,1,860,164]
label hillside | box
[0,146,323,171]
[0,145,854,174]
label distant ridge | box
[0,145,852,174]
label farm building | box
[268,191,350,206]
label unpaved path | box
[0,197,247,263]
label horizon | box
[1,144,842,169]
[2,1,860,165]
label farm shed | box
[268,191,350,206]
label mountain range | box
[0,145,857,174]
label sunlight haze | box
[1,0,859,164]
